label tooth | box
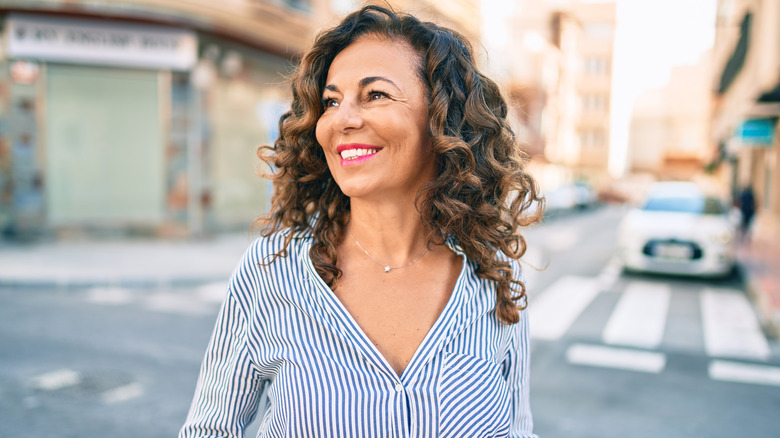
[340,148,377,160]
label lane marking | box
[32,369,81,391]
[603,281,671,349]
[102,382,144,404]
[597,256,622,291]
[196,282,228,303]
[85,287,134,305]
[700,289,769,360]
[143,293,215,315]
[529,276,600,340]
[709,360,780,387]
[566,343,667,374]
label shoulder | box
[227,228,313,303]
[241,227,313,269]
[445,236,525,281]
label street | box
[0,282,227,437]
[1,205,779,437]
[524,206,780,437]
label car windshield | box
[641,196,725,215]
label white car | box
[618,182,738,277]
[544,182,598,216]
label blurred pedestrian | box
[180,5,541,437]
[737,185,756,243]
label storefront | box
[0,12,293,239]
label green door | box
[45,64,164,225]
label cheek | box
[314,121,326,148]
[314,121,337,170]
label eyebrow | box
[360,76,398,89]
[323,76,399,94]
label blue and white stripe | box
[180,229,536,437]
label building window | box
[581,94,607,112]
[583,57,608,75]
[580,129,605,148]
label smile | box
[337,144,381,165]
[340,148,378,160]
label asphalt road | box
[1,205,778,437]
[524,205,780,437]
[0,283,224,438]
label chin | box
[332,175,381,199]
[339,187,376,200]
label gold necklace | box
[348,228,429,273]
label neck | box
[348,198,431,265]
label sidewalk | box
[738,216,780,338]
[0,233,255,288]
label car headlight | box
[710,228,733,244]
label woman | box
[180,5,542,437]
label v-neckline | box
[300,237,471,381]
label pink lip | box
[337,143,381,166]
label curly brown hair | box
[256,5,543,325]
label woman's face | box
[315,35,436,202]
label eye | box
[367,90,388,101]
[322,97,338,109]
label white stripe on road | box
[196,282,229,303]
[700,289,769,360]
[102,382,144,404]
[597,256,622,291]
[31,369,81,390]
[143,293,216,315]
[602,281,670,349]
[566,343,666,373]
[709,360,780,387]
[529,276,600,340]
[86,287,134,305]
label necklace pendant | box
[384,266,391,273]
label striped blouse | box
[180,228,536,438]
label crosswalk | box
[528,274,780,387]
[602,281,670,349]
[29,368,144,405]
[528,276,600,341]
[700,288,770,360]
[83,282,227,315]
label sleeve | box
[505,310,538,438]
[504,260,538,438]
[179,256,264,438]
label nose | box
[332,100,364,132]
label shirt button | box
[394,383,403,392]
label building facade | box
[484,0,616,193]
[567,0,615,186]
[629,58,714,180]
[711,0,780,238]
[0,0,481,240]
[0,0,320,240]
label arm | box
[179,279,263,437]
[503,259,538,437]
[504,309,538,438]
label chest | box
[250,314,513,438]
[244,252,514,437]
[332,253,461,376]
